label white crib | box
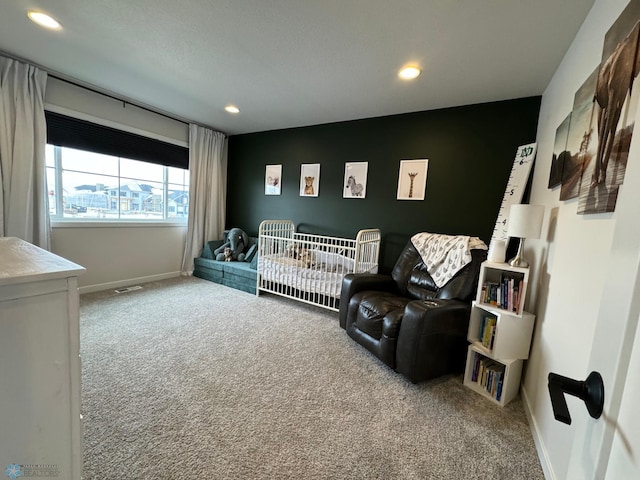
[257,220,381,311]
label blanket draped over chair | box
[411,233,487,288]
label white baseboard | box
[78,272,182,294]
[521,385,554,480]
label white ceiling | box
[0,0,595,135]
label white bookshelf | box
[464,261,535,406]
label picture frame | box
[397,159,428,200]
[265,164,282,195]
[299,163,320,197]
[343,162,368,198]
[548,113,571,189]
[575,6,640,214]
[560,67,598,202]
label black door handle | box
[547,371,604,425]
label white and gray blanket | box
[411,233,487,287]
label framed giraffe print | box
[397,159,428,200]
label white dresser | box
[0,237,85,479]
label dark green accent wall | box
[227,96,541,272]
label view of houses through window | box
[46,145,189,221]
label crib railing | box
[354,228,382,274]
[257,220,381,311]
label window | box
[46,145,189,221]
[45,110,190,223]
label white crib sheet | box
[259,250,355,298]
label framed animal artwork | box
[576,4,640,214]
[299,163,320,197]
[343,162,368,199]
[397,159,428,200]
[265,164,282,195]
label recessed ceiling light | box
[225,105,240,114]
[27,11,62,30]
[398,66,421,80]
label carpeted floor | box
[79,276,544,479]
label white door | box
[605,312,640,479]
[564,127,640,479]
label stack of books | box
[470,352,506,401]
[478,314,497,350]
[479,272,524,314]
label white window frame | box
[47,145,189,227]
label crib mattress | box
[258,251,355,298]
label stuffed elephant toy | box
[214,228,249,261]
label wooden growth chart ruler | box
[490,143,537,246]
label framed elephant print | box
[265,164,282,195]
[397,159,428,200]
[576,3,640,214]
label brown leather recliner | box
[339,239,486,383]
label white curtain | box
[0,56,50,249]
[181,124,227,273]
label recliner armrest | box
[401,299,470,335]
[395,298,471,383]
[338,273,398,329]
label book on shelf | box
[478,356,495,386]
[484,362,506,400]
[470,352,489,383]
[471,352,481,382]
[496,378,504,401]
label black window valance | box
[45,110,189,169]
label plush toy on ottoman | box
[214,227,249,261]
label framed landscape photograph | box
[299,163,320,197]
[343,162,368,198]
[397,159,428,200]
[265,164,282,195]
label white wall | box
[45,79,191,293]
[46,77,189,146]
[51,224,187,293]
[523,0,633,478]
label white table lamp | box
[507,204,544,267]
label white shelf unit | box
[464,345,523,407]
[475,261,529,316]
[463,261,535,406]
[467,301,535,360]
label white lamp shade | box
[507,204,544,239]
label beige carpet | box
[80,276,544,479]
